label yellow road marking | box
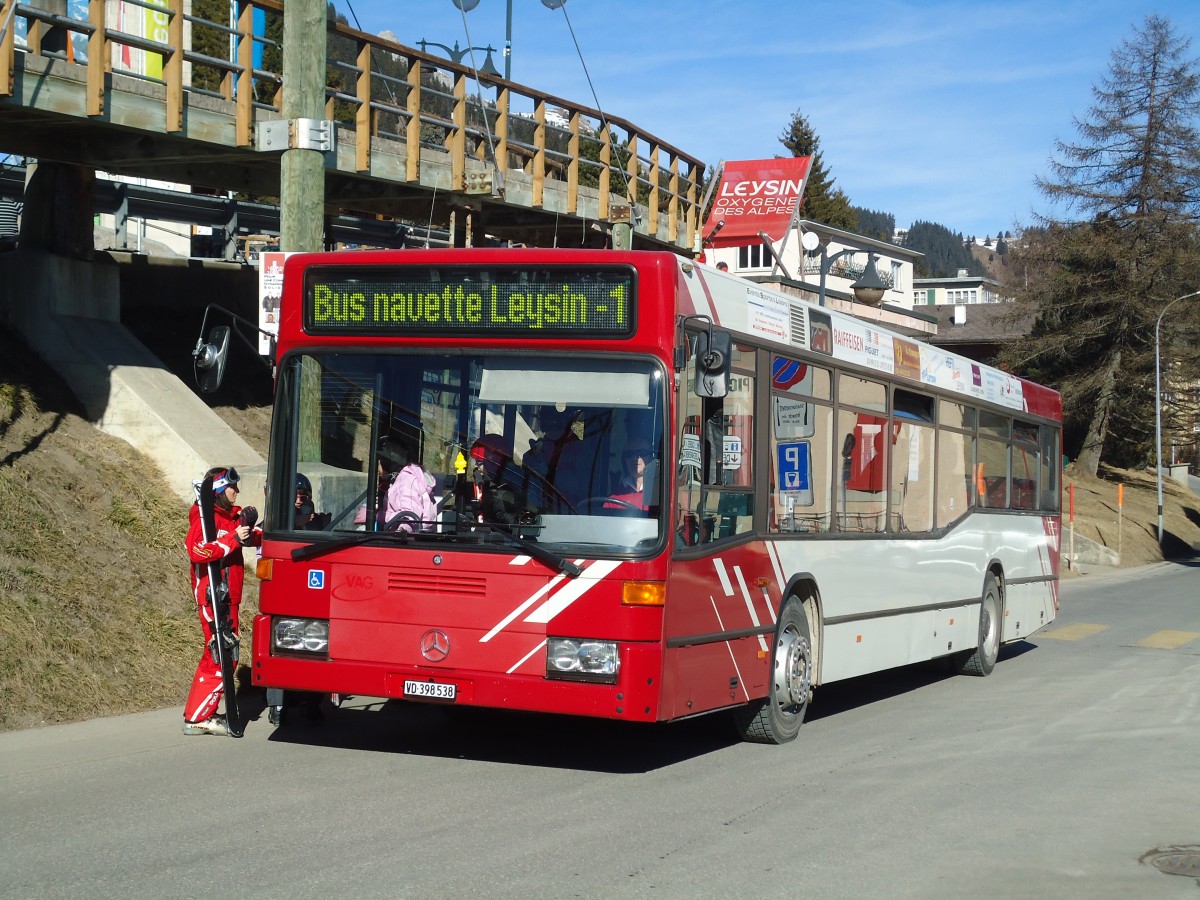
[1133,630,1200,650]
[1039,623,1110,641]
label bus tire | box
[954,572,1002,676]
[732,598,813,744]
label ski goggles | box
[212,467,240,494]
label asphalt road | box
[3,561,1199,899]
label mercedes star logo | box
[420,629,450,662]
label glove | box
[240,507,259,528]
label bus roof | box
[678,257,1061,422]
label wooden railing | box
[0,0,707,249]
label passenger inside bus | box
[605,438,654,512]
[293,473,331,530]
[471,434,533,529]
[522,405,580,509]
[382,435,438,533]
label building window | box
[891,262,903,293]
[737,244,773,270]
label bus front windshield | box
[274,351,667,555]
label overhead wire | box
[456,4,505,196]
[552,3,637,214]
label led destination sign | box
[304,267,635,336]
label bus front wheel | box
[733,599,813,744]
[954,572,1002,676]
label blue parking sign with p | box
[777,441,810,491]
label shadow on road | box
[257,697,740,773]
[235,648,1044,771]
[807,640,1038,723]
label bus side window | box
[976,435,1009,509]
[769,356,833,534]
[1039,425,1061,511]
[676,337,755,545]
[1012,421,1040,511]
[677,335,705,545]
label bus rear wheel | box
[733,599,813,744]
[954,572,1002,676]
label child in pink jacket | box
[384,460,437,532]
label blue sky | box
[346,0,1200,240]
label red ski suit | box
[184,501,260,723]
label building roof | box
[914,273,1002,288]
[926,302,1034,346]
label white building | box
[912,269,1007,307]
[707,219,932,334]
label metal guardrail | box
[0,0,706,251]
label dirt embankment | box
[1060,463,1200,574]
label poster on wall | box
[110,0,169,77]
[258,251,289,355]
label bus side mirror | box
[193,325,230,394]
[693,329,731,399]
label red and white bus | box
[246,248,1061,743]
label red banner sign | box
[703,157,811,249]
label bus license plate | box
[404,680,457,702]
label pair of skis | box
[195,475,247,738]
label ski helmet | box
[210,466,240,494]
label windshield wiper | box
[288,521,581,578]
[468,520,583,578]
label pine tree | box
[851,207,895,242]
[903,221,985,278]
[778,111,856,230]
[1001,15,1200,476]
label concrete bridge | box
[0,0,707,251]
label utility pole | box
[281,0,328,464]
[280,0,327,253]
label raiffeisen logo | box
[833,327,864,352]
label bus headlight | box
[545,637,619,683]
[272,617,330,656]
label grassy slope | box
[0,325,1197,729]
[0,325,262,730]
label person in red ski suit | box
[183,466,261,735]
